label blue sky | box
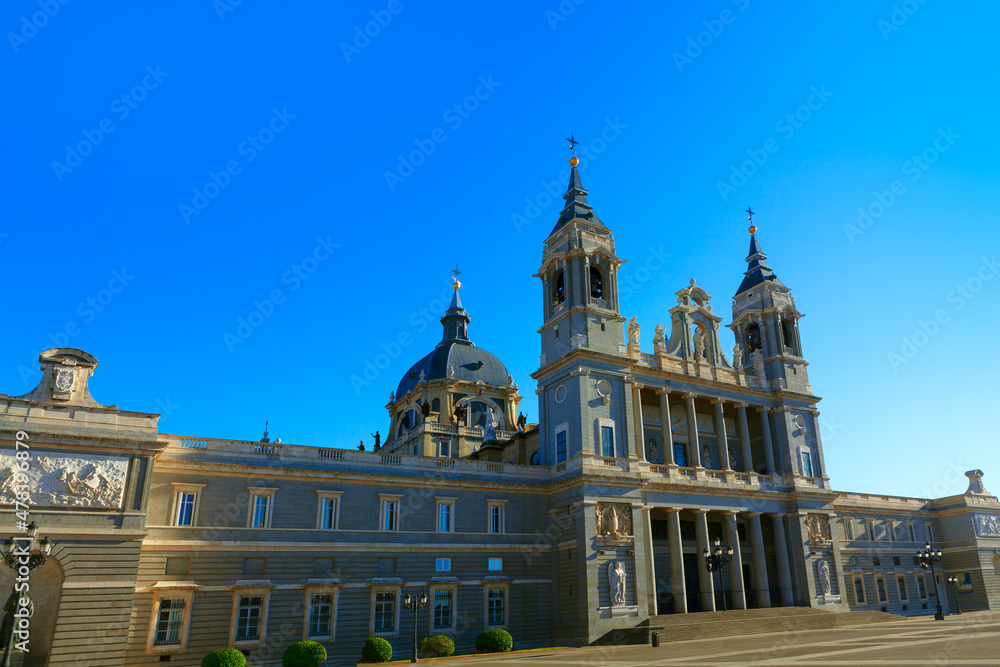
[2,1,997,498]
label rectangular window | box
[175,493,196,527]
[907,523,916,542]
[488,502,506,534]
[556,429,567,463]
[801,451,813,477]
[844,519,854,541]
[674,443,687,467]
[873,556,880,566]
[601,425,614,457]
[308,594,333,638]
[439,440,450,457]
[488,557,502,571]
[433,590,453,631]
[897,575,908,601]
[853,576,866,603]
[849,556,859,566]
[320,498,337,530]
[435,558,451,572]
[235,595,264,641]
[154,598,186,646]
[437,499,455,533]
[917,574,928,599]
[246,487,276,529]
[251,496,269,528]
[866,520,876,541]
[925,523,935,542]
[381,498,399,531]
[487,588,505,627]
[893,556,901,566]
[875,575,887,603]
[374,591,395,634]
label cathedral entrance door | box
[683,554,702,612]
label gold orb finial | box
[452,277,461,290]
[569,156,579,167]
[749,225,757,234]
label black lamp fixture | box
[402,592,428,663]
[703,538,734,611]
[916,543,944,621]
[946,575,963,615]
[1,522,53,667]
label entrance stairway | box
[606,607,901,645]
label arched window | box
[554,272,565,304]
[589,266,603,299]
[781,318,795,351]
[431,398,441,413]
[529,451,541,465]
[746,323,762,352]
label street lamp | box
[401,592,428,663]
[917,542,944,621]
[1,522,53,667]
[703,538,734,611]
[946,575,963,615]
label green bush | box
[283,640,327,666]
[202,648,247,667]
[360,636,393,663]
[419,634,456,658]
[475,628,513,653]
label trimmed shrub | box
[360,636,393,663]
[283,640,328,666]
[475,628,513,653]
[419,634,456,658]
[202,648,247,667]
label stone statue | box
[966,469,988,495]
[484,406,497,442]
[702,444,712,468]
[421,401,431,417]
[652,324,666,350]
[358,441,365,451]
[516,412,527,431]
[389,391,395,403]
[733,343,744,373]
[448,364,455,378]
[647,438,659,464]
[627,316,640,345]
[453,402,467,426]
[370,431,380,449]
[418,369,425,382]
[818,560,831,595]
[693,327,706,361]
[751,349,765,380]
[609,561,627,606]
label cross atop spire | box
[566,134,579,156]
[746,205,755,231]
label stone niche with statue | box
[595,502,633,545]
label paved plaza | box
[434,612,999,666]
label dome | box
[394,280,512,398]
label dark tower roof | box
[736,231,784,295]
[549,161,609,237]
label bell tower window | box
[554,272,565,304]
[589,267,603,299]
[781,318,795,352]
[746,323,762,352]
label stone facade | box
[0,159,997,665]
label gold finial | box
[746,205,756,234]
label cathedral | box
[0,152,998,665]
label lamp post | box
[401,592,428,663]
[946,575,963,615]
[1,522,52,667]
[703,538,734,611]
[917,543,944,621]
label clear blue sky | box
[2,1,997,499]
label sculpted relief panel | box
[974,514,1000,538]
[0,452,129,508]
[595,502,633,540]
[807,514,832,544]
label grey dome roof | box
[394,282,511,398]
[395,341,510,398]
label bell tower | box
[536,143,625,366]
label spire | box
[549,137,608,236]
[440,274,472,344]
[736,206,784,295]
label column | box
[713,400,730,470]
[658,390,674,465]
[693,509,715,611]
[724,512,746,609]
[644,508,657,615]
[665,508,687,613]
[632,383,645,460]
[757,407,777,474]
[685,393,701,467]
[746,513,771,608]
[737,403,755,473]
[769,513,794,606]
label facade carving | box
[974,514,1000,538]
[806,514,832,544]
[596,503,632,540]
[0,452,128,508]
